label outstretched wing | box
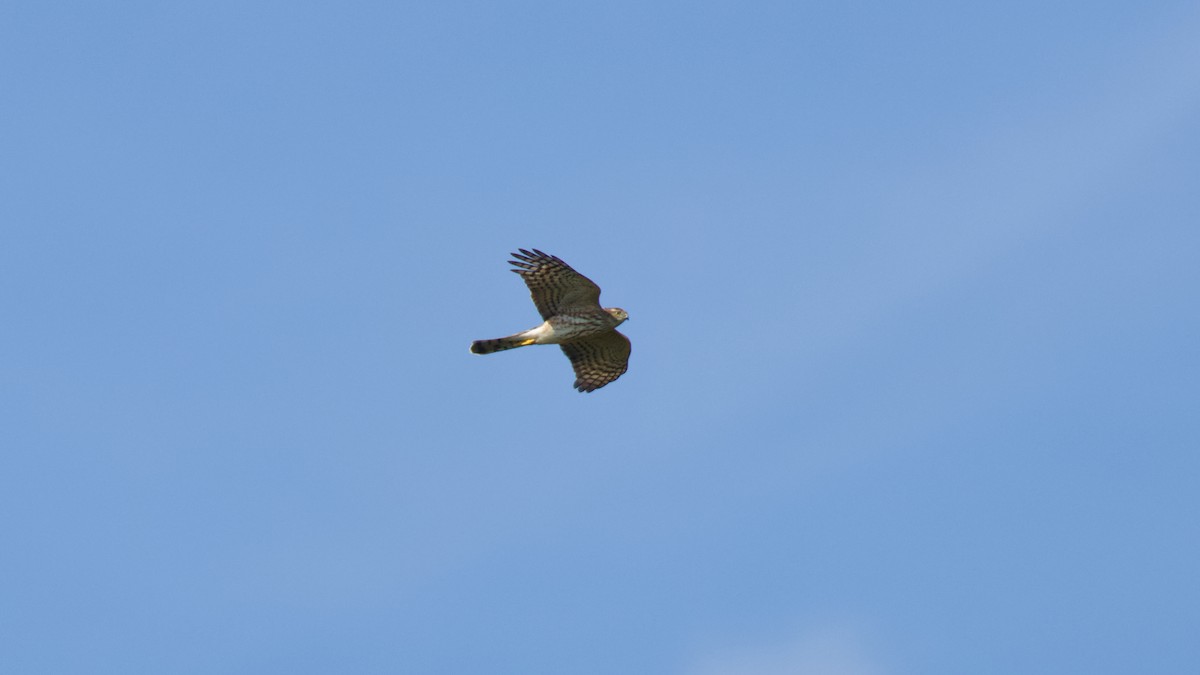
[509,248,602,320]
[559,330,631,392]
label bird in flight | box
[470,249,631,392]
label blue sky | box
[2,1,1199,673]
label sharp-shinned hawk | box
[470,249,631,392]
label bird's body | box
[470,308,627,353]
[470,249,631,392]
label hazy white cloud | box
[688,626,887,675]
[813,5,1200,337]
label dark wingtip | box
[531,248,563,264]
[510,248,562,267]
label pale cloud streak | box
[688,625,887,675]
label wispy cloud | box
[821,5,1200,337]
[688,625,887,675]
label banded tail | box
[470,334,536,354]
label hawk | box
[470,249,631,392]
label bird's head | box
[605,307,629,325]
